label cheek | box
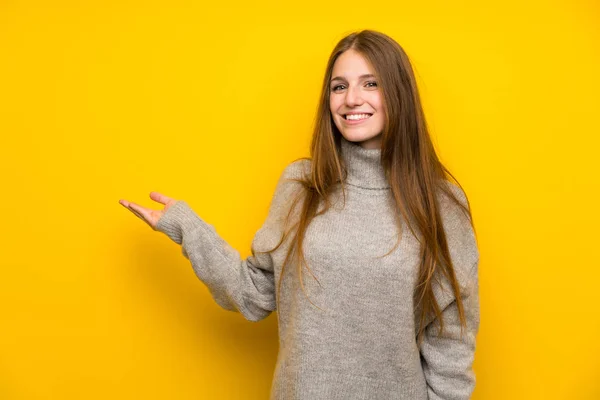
[372,96,386,122]
[370,93,384,111]
[330,104,343,126]
[329,98,338,115]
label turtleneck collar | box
[339,136,390,190]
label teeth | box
[346,113,371,120]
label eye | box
[366,81,378,88]
[332,84,346,92]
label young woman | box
[119,30,480,400]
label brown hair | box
[260,29,477,345]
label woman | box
[119,29,480,400]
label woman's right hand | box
[118,192,178,231]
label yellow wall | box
[1,1,598,398]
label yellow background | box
[1,0,598,398]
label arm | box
[420,264,480,400]
[154,160,308,322]
[420,183,481,399]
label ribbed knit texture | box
[155,136,480,399]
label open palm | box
[119,191,177,230]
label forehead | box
[331,49,375,77]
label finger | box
[149,191,174,205]
[122,202,147,223]
[127,202,154,225]
[127,201,149,218]
[119,199,138,213]
[119,200,155,229]
[128,205,146,222]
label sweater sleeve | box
[419,184,481,400]
[154,159,308,322]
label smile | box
[343,113,372,125]
[344,113,372,120]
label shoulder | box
[272,158,311,196]
[267,158,311,212]
[437,180,479,292]
[281,158,311,181]
[438,181,469,211]
[436,181,473,234]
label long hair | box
[259,29,477,346]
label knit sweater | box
[155,136,480,400]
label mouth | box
[343,113,373,125]
[343,113,373,120]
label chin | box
[340,132,380,143]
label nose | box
[345,85,364,107]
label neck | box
[339,136,390,190]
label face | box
[329,49,385,150]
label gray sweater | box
[155,137,480,400]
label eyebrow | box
[330,74,376,82]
